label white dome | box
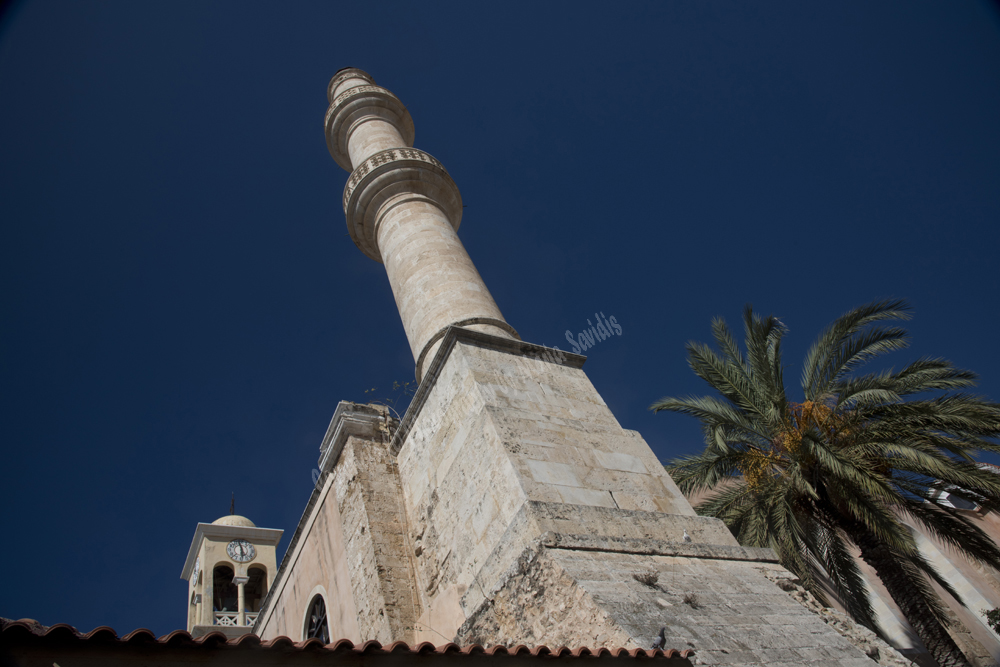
[212,514,256,528]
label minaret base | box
[454,524,875,666]
[395,329,874,665]
[256,329,875,665]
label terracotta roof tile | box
[0,618,695,662]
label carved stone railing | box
[214,612,238,626]
[341,146,462,262]
[342,147,446,211]
[213,611,258,626]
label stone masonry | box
[329,408,418,642]
[391,328,876,666]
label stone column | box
[325,68,517,379]
[235,576,248,626]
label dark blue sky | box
[2,0,999,638]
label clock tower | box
[180,514,283,638]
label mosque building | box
[6,68,1000,667]
[172,68,883,667]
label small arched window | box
[305,595,330,644]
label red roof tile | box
[0,618,695,663]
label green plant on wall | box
[983,608,1000,634]
[363,380,416,420]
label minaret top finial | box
[326,67,375,103]
[324,70,414,172]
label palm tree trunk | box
[855,532,971,667]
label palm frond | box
[816,526,879,631]
[686,341,775,424]
[666,451,745,495]
[901,501,1000,572]
[649,395,770,444]
[825,326,911,391]
[742,305,788,426]
[891,358,979,395]
[903,550,966,618]
[692,480,753,520]
[801,299,911,400]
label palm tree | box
[653,300,1000,667]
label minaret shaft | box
[377,197,510,368]
[347,120,407,166]
[325,68,516,378]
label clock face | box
[227,539,256,563]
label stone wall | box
[331,426,418,643]
[253,471,360,642]
[397,333,706,642]
[255,404,416,644]
[457,537,874,667]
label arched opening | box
[304,595,330,644]
[245,565,266,613]
[212,565,237,613]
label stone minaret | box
[253,69,876,667]
[325,68,518,379]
